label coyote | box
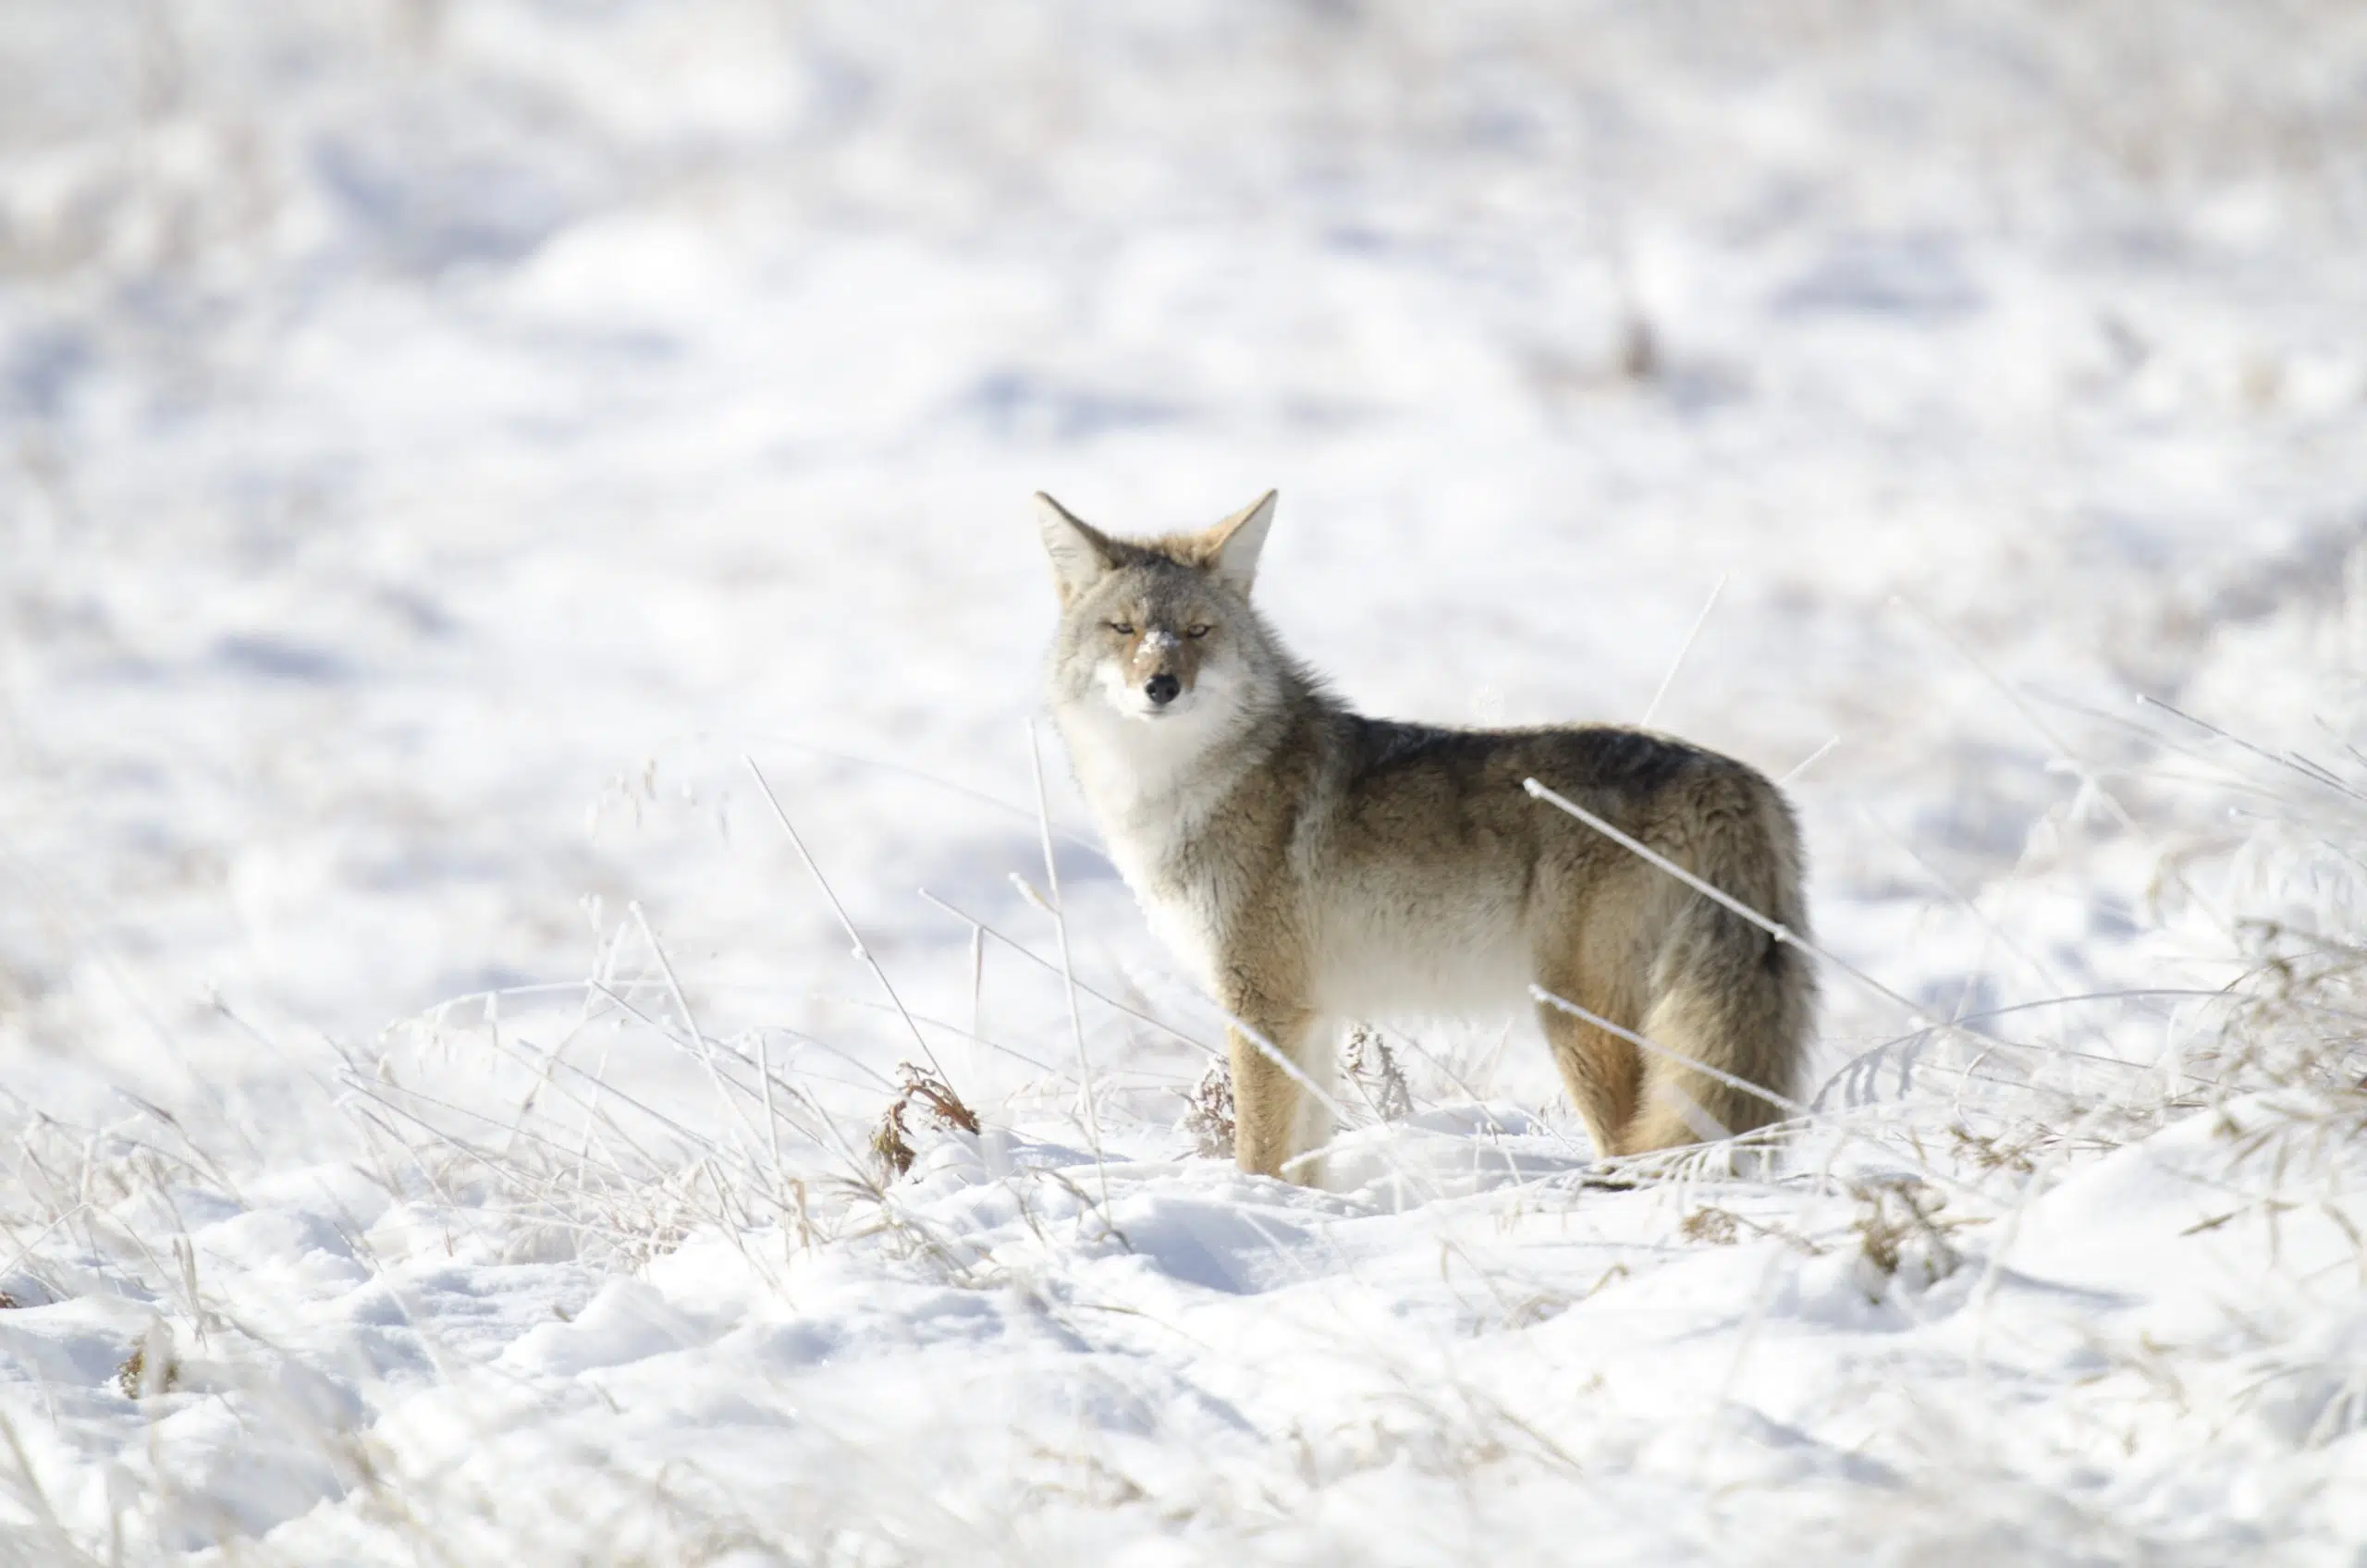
[1036,491,1814,1182]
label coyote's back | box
[1036,490,1815,1180]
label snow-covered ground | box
[3,1,2366,1560]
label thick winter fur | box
[1037,491,1816,1182]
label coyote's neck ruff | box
[1038,492,1815,1182]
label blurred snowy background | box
[2,2,2365,1562]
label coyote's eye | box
[1186,624,1211,639]
[1106,621,1134,635]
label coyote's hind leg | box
[1534,970,1643,1164]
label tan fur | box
[1036,491,1816,1182]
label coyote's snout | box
[1037,490,1816,1182]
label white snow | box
[2,1,2365,1561]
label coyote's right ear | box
[1036,493,1114,604]
[1202,489,1278,596]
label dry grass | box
[1182,1059,1236,1160]
[870,1062,982,1180]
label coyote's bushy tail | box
[1622,773,1816,1154]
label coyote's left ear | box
[1202,489,1278,595]
[1036,493,1114,604]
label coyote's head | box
[1036,490,1280,724]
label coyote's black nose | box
[1145,673,1181,706]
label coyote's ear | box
[1036,493,1113,603]
[1202,489,1278,595]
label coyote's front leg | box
[1225,994,1320,1182]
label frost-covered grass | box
[3,1,2366,1562]
[12,726,2367,1564]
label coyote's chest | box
[1093,793,1236,994]
[1055,707,1245,990]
